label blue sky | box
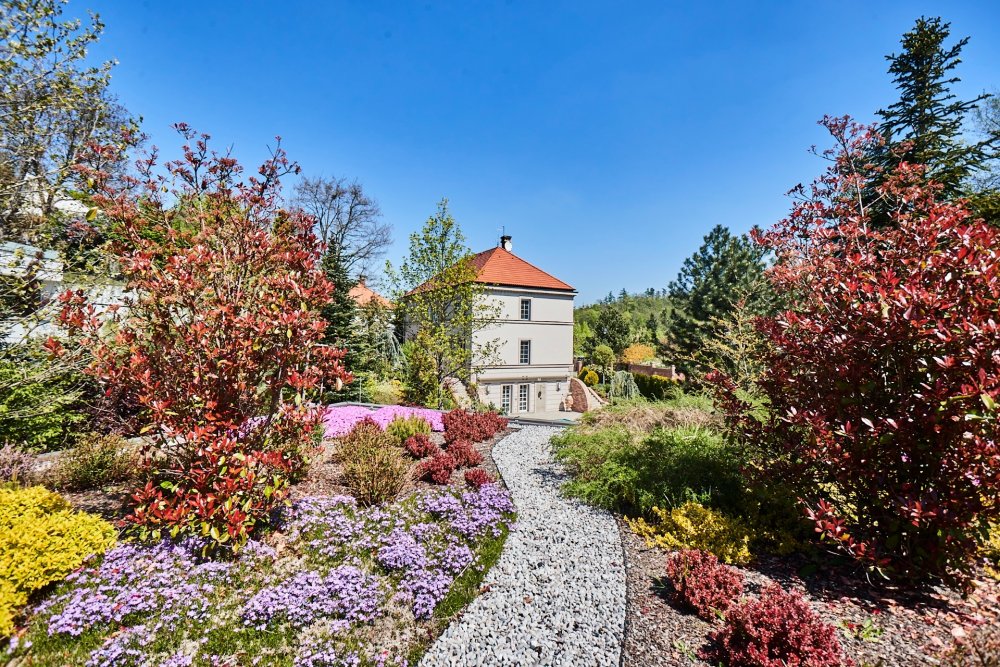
[85,1,1000,304]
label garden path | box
[420,425,626,667]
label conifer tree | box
[319,251,360,399]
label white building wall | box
[471,286,575,415]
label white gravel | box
[420,425,627,667]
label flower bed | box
[10,484,515,666]
[322,405,445,438]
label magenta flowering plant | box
[322,405,445,438]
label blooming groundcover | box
[322,406,445,439]
[8,485,515,667]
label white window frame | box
[518,384,530,412]
[519,339,531,365]
[501,385,512,412]
[520,298,531,321]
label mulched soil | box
[619,517,1000,667]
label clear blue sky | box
[84,0,1000,304]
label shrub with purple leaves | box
[0,443,35,485]
[446,439,483,468]
[666,549,744,621]
[404,434,439,459]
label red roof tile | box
[348,280,391,307]
[469,247,574,291]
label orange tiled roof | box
[468,247,574,291]
[348,280,391,307]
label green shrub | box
[0,486,117,636]
[633,372,682,401]
[384,415,432,445]
[366,379,404,405]
[338,419,411,505]
[0,350,88,452]
[552,424,743,515]
[49,432,139,491]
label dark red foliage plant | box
[710,116,1000,583]
[419,452,456,485]
[464,468,494,489]
[665,549,744,621]
[404,433,439,459]
[446,439,483,468]
[701,583,851,667]
[442,409,508,444]
[52,125,351,551]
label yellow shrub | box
[621,343,656,365]
[626,501,752,565]
[0,486,116,636]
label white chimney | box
[500,235,513,251]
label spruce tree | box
[873,17,997,204]
[665,225,768,377]
[320,250,360,398]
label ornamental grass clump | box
[711,116,1000,582]
[702,583,851,667]
[55,126,352,551]
[339,419,410,506]
[666,549,744,621]
[0,486,116,636]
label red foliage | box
[710,116,1000,582]
[665,549,744,621]
[56,125,350,550]
[443,409,508,444]
[446,439,483,468]
[404,433,439,459]
[701,583,851,667]
[464,468,495,489]
[419,452,456,485]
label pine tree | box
[645,312,659,344]
[665,225,768,377]
[873,17,997,205]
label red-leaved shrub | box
[666,549,744,621]
[55,126,350,550]
[701,583,851,667]
[404,434,439,459]
[711,116,1000,582]
[443,409,508,444]
[464,468,494,489]
[419,452,456,485]
[446,439,483,468]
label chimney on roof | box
[357,274,367,287]
[500,235,512,252]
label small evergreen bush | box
[0,486,117,636]
[633,372,681,401]
[581,370,599,387]
[49,433,138,491]
[627,502,752,565]
[384,415,432,445]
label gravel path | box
[421,425,627,667]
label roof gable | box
[469,247,574,292]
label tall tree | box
[665,224,768,377]
[873,17,998,205]
[291,176,391,278]
[970,93,1000,226]
[386,199,500,408]
[319,249,360,399]
[593,305,631,355]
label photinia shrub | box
[419,452,456,485]
[711,116,1000,582]
[702,583,851,667]
[464,468,494,489]
[446,439,483,468]
[54,125,351,550]
[665,549,744,621]
[404,434,439,459]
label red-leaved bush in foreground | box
[701,583,851,667]
[404,434,439,459]
[419,452,456,485]
[666,549,744,621]
[53,125,350,550]
[464,468,494,489]
[711,116,1000,583]
[442,409,508,444]
[446,439,483,468]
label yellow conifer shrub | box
[0,486,117,636]
[626,501,752,565]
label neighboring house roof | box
[468,246,575,292]
[348,278,391,307]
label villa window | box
[519,340,531,365]
[501,385,512,412]
[518,384,530,412]
[520,298,531,320]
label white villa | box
[467,236,576,416]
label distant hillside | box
[573,288,677,357]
